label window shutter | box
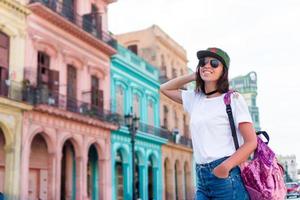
[0,32,9,69]
[0,67,8,96]
[98,89,104,113]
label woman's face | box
[198,57,224,83]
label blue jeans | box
[195,157,249,200]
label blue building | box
[110,44,167,200]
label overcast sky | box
[108,0,300,162]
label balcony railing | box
[29,0,117,49]
[0,80,120,125]
[115,110,192,148]
[0,80,24,102]
[119,119,192,148]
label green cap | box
[197,47,230,68]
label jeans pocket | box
[211,165,239,180]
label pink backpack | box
[224,91,286,200]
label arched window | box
[115,150,124,200]
[148,157,154,200]
[87,144,99,199]
[134,153,141,199]
[174,161,179,200]
[61,140,76,200]
[29,134,51,200]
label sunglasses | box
[199,58,221,68]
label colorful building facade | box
[0,0,31,199]
[16,0,117,199]
[230,71,261,131]
[110,44,167,200]
[278,155,298,182]
[115,25,194,200]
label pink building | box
[20,0,117,199]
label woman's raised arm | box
[160,72,195,104]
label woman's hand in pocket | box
[213,163,230,178]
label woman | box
[160,47,257,200]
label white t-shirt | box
[182,90,253,164]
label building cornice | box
[165,142,193,152]
[0,0,31,15]
[34,105,119,130]
[0,97,33,111]
[151,25,188,62]
[28,2,117,56]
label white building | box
[277,155,298,181]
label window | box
[92,4,102,37]
[172,68,177,79]
[0,31,9,68]
[128,44,138,54]
[0,31,9,96]
[148,100,154,126]
[251,97,256,106]
[174,110,178,128]
[91,76,99,106]
[37,52,50,84]
[62,0,75,22]
[133,93,140,117]
[163,105,168,129]
[183,114,189,137]
[116,85,124,115]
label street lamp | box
[124,107,139,200]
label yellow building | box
[0,0,31,199]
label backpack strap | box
[224,91,271,150]
[256,131,270,145]
[224,90,239,150]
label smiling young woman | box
[160,47,257,200]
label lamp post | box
[124,108,139,200]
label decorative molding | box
[29,33,58,58]
[62,49,85,70]
[88,64,106,78]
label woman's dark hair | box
[195,59,229,94]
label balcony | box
[0,80,24,102]
[119,119,192,148]
[0,80,120,126]
[28,0,117,53]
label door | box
[28,169,39,200]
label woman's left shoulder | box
[230,91,247,106]
[231,91,242,100]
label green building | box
[230,71,261,131]
[110,44,167,200]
